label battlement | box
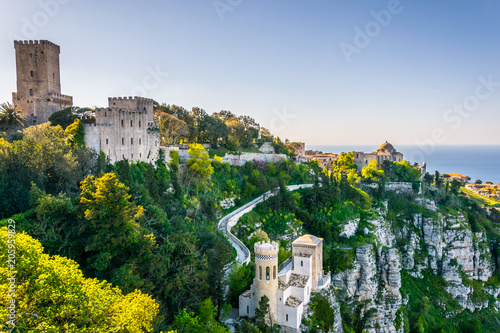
[108,96,154,102]
[255,241,279,256]
[105,96,154,116]
[48,92,73,103]
[95,107,149,114]
[14,40,60,52]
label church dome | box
[377,141,395,152]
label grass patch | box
[461,187,500,208]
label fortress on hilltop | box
[12,40,160,163]
[12,40,73,124]
[239,234,331,330]
[84,97,160,164]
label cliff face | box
[332,245,403,333]
[329,198,499,333]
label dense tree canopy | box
[0,227,158,332]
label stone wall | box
[223,152,287,166]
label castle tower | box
[83,96,159,164]
[254,241,279,322]
[12,40,73,124]
[292,234,324,288]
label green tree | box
[156,111,190,145]
[0,227,158,332]
[255,295,276,333]
[0,102,26,129]
[169,298,229,333]
[78,173,154,288]
[186,143,214,185]
[361,160,386,181]
[0,123,89,216]
[435,171,443,189]
[65,118,85,148]
[227,263,254,306]
[48,107,78,129]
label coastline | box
[307,144,500,184]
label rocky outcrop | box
[332,245,404,333]
[333,245,378,301]
[299,287,344,333]
[405,206,496,311]
[331,198,498,331]
[364,248,403,333]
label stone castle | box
[239,235,331,330]
[12,40,73,124]
[12,40,160,163]
[84,97,160,164]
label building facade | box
[239,235,331,330]
[354,141,403,170]
[12,40,73,124]
[84,97,160,164]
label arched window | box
[259,266,262,280]
[121,119,124,127]
[266,267,270,280]
[131,120,133,127]
[273,266,276,279]
[139,121,141,128]
[139,138,142,145]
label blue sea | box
[307,145,500,184]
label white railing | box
[218,184,314,265]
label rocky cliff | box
[328,196,499,333]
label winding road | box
[218,184,314,265]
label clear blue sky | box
[1,0,499,145]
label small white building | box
[239,235,331,330]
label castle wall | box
[84,97,159,164]
[84,124,101,153]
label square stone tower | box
[83,97,160,164]
[12,40,73,124]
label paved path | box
[218,184,313,265]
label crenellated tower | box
[84,96,159,164]
[12,40,73,124]
[254,241,279,322]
